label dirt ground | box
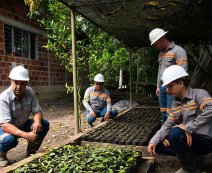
[3,91,212,173]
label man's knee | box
[111,110,118,117]
[168,127,191,154]
[169,127,182,139]
[1,135,18,150]
[87,116,96,123]
[42,119,50,132]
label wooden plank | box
[0,153,45,173]
[138,159,155,173]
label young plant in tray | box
[12,145,141,173]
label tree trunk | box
[118,68,123,89]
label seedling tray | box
[10,145,141,173]
[81,108,161,146]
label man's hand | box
[147,143,156,155]
[25,131,38,142]
[156,87,160,96]
[104,112,110,121]
[90,110,96,117]
[174,124,186,130]
[31,122,42,134]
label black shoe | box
[101,117,105,122]
[87,122,94,128]
[0,152,9,167]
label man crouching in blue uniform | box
[0,66,49,167]
[83,73,118,128]
[147,65,212,173]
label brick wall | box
[0,0,73,93]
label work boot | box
[101,117,105,123]
[197,154,207,168]
[26,141,42,157]
[0,152,9,167]
[175,151,199,173]
[87,122,94,128]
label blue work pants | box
[0,119,49,153]
[156,127,212,156]
[159,86,173,121]
[86,107,118,124]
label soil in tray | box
[81,108,161,146]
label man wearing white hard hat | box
[83,73,118,127]
[149,28,188,123]
[0,66,49,167]
[147,65,212,173]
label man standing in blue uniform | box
[149,28,188,122]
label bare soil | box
[3,91,212,173]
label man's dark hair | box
[173,77,189,87]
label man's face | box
[166,81,183,98]
[11,80,28,97]
[94,82,104,91]
[153,38,166,51]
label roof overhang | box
[59,0,212,47]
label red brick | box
[0,36,4,42]
[3,68,9,75]
[0,43,4,50]
[0,0,70,88]
[0,62,6,68]
[33,65,38,71]
[9,57,15,62]
[16,58,20,63]
[0,49,4,55]
[1,74,7,80]
[3,80,10,86]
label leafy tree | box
[25,0,129,88]
[24,0,158,93]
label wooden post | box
[129,48,132,108]
[71,10,80,134]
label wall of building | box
[0,0,72,94]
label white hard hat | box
[149,28,168,45]
[94,73,105,82]
[9,65,30,81]
[161,65,188,86]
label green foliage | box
[12,145,141,173]
[79,18,129,88]
[25,0,158,92]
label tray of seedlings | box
[81,108,161,146]
[11,145,141,173]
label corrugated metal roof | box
[59,0,212,47]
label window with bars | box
[4,24,38,59]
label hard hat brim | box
[162,73,188,87]
[9,77,30,81]
[94,80,105,82]
[150,31,168,45]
